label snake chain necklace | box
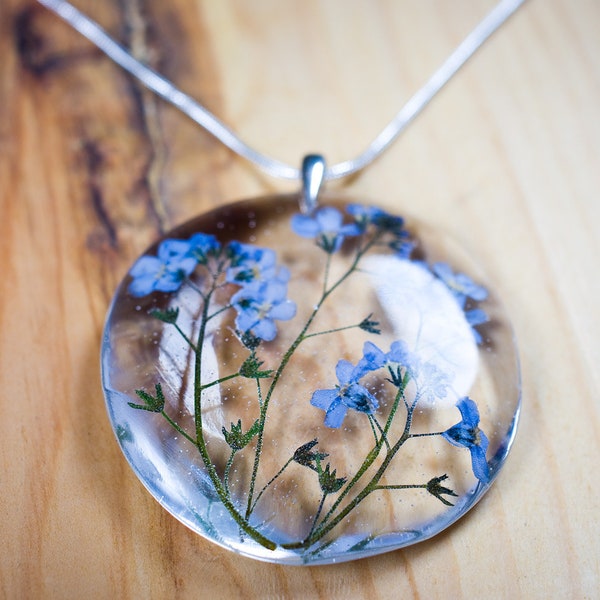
[40,0,524,565]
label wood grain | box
[1,0,598,597]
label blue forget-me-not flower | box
[291,207,361,253]
[442,397,490,483]
[311,359,379,428]
[188,232,220,263]
[231,279,296,342]
[226,242,288,285]
[129,239,197,297]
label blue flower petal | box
[267,299,296,321]
[315,207,343,231]
[386,340,411,365]
[456,397,480,427]
[324,401,348,429]
[335,360,356,385]
[291,206,361,253]
[130,255,161,278]
[469,435,490,484]
[353,341,386,379]
[291,214,321,238]
[251,319,277,342]
[158,239,192,261]
[442,397,490,483]
[311,389,339,411]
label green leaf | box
[222,419,261,451]
[318,463,346,495]
[359,313,381,335]
[426,474,458,506]
[149,307,179,324]
[239,355,273,379]
[129,383,165,413]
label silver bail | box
[300,154,326,215]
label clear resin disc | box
[101,195,520,565]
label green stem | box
[369,415,390,450]
[206,303,232,322]
[224,450,236,494]
[311,377,407,531]
[307,492,328,540]
[244,230,386,523]
[302,322,364,339]
[293,404,418,549]
[250,457,293,514]
[372,484,426,491]
[192,277,276,550]
[173,324,198,352]
[185,278,207,298]
[161,411,198,448]
[383,373,410,437]
[199,371,240,391]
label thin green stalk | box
[369,415,390,450]
[223,450,236,494]
[199,371,240,392]
[409,431,444,439]
[307,492,328,540]
[173,324,198,352]
[192,277,276,550]
[161,411,198,448]
[372,484,426,491]
[302,322,365,339]
[244,231,385,517]
[206,303,232,322]
[298,401,418,547]
[313,383,406,530]
[295,435,410,548]
[383,374,409,436]
[249,457,293,514]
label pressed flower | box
[353,340,416,386]
[231,279,296,342]
[226,242,287,285]
[353,341,387,379]
[442,397,490,483]
[128,239,197,297]
[347,203,405,233]
[291,207,361,253]
[188,232,221,263]
[432,262,488,307]
[311,360,379,428]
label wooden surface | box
[1,0,599,598]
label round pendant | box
[101,194,520,565]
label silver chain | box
[37,0,526,182]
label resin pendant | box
[101,194,520,565]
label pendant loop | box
[300,154,326,214]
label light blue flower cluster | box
[311,340,443,429]
[128,238,205,297]
[312,341,490,483]
[291,204,413,257]
[432,262,489,344]
[128,234,296,342]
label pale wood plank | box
[1,0,598,597]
